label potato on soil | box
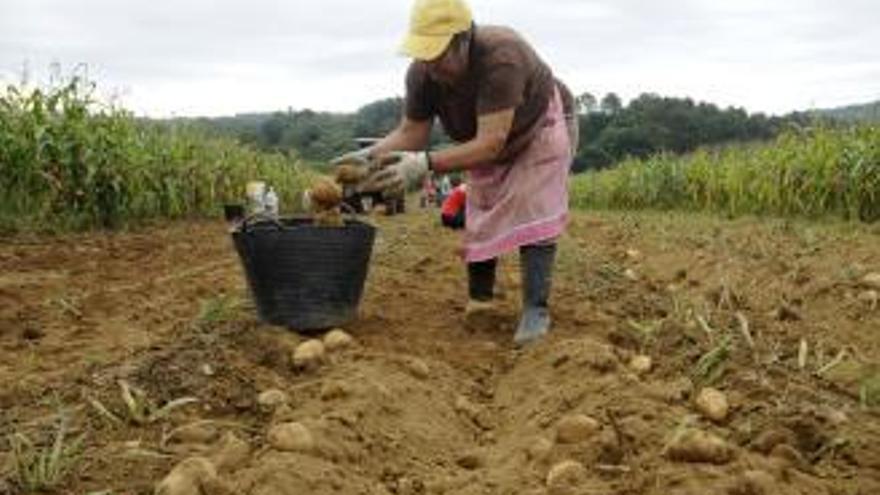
[268,422,315,453]
[526,437,554,463]
[257,389,290,410]
[695,387,730,422]
[629,355,653,375]
[546,460,587,495]
[168,422,220,445]
[862,272,880,289]
[665,429,734,464]
[155,456,217,495]
[727,470,777,495]
[555,414,600,444]
[292,339,326,370]
[323,329,354,352]
[404,357,431,379]
[209,432,250,471]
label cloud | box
[2,0,878,116]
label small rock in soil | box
[456,449,486,470]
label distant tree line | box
[571,91,813,172]
[172,91,830,171]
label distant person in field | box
[330,0,578,344]
[440,176,466,230]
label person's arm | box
[370,116,432,157]
[430,108,515,174]
[427,108,515,173]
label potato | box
[665,429,734,464]
[526,437,554,463]
[168,422,220,445]
[314,208,344,227]
[292,340,326,370]
[555,414,600,444]
[308,177,342,211]
[405,358,430,380]
[546,460,587,495]
[862,272,880,289]
[209,432,250,471]
[268,422,315,453]
[728,470,777,495]
[155,457,217,495]
[320,380,352,401]
[334,164,367,185]
[257,389,290,410]
[629,355,653,375]
[323,329,354,352]
[695,387,729,423]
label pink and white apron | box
[463,87,572,262]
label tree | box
[575,92,597,115]
[601,93,623,114]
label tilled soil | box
[1,209,879,494]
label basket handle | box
[238,213,284,233]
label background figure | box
[441,177,466,230]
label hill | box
[818,100,880,123]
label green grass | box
[0,78,313,232]
[5,410,84,492]
[571,126,880,222]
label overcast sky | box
[2,0,878,117]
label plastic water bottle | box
[246,181,267,215]
[265,187,279,217]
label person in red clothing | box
[440,176,466,230]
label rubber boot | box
[464,258,498,331]
[514,244,556,345]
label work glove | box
[359,151,430,194]
[329,147,374,167]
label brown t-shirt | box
[405,25,573,162]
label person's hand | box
[358,151,430,193]
[329,147,373,167]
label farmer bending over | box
[332,0,578,344]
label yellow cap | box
[400,0,473,61]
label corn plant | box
[571,125,880,222]
[0,78,313,232]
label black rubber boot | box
[468,259,496,301]
[514,243,556,345]
[465,258,498,331]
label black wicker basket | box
[231,216,376,330]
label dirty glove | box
[359,151,430,193]
[329,147,374,167]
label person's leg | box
[468,258,496,301]
[514,243,556,344]
[465,258,498,330]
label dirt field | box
[2,207,880,494]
